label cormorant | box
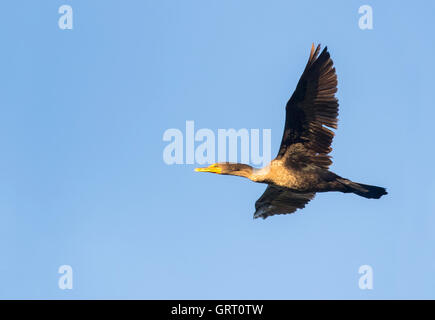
[195,44,387,219]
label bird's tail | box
[337,178,387,199]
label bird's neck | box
[226,164,254,179]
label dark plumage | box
[195,44,387,219]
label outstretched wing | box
[277,44,339,169]
[254,185,315,219]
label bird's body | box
[195,44,387,219]
[251,158,322,191]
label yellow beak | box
[194,164,222,174]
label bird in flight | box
[195,44,387,219]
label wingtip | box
[309,43,322,62]
[253,208,264,219]
[309,43,315,60]
[253,207,269,220]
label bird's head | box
[194,163,253,177]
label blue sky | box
[0,0,434,299]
